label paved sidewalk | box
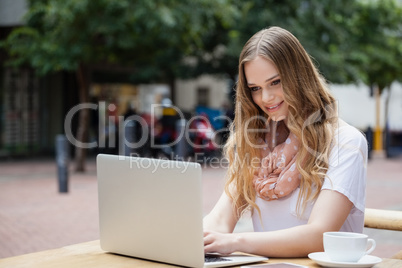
[0,152,401,259]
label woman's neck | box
[265,120,289,150]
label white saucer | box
[308,252,382,268]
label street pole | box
[374,86,383,151]
[175,119,187,160]
[55,135,69,193]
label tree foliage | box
[349,0,402,92]
[185,0,402,88]
[3,0,401,88]
[3,0,233,80]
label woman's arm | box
[203,192,240,234]
[204,189,353,257]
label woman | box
[203,27,368,257]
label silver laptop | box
[97,154,268,268]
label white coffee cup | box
[323,232,376,262]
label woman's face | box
[244,56,289,122]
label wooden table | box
[0,240,399,268]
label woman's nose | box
[261,88,274,103]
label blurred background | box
[0,0,402,165]
[0,0,401,260]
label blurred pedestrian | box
[123,102,143,155]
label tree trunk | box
[74,64,90,172]
[383,87,390,129]
[168,76,176,104]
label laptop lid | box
[97,154,268,267]
[97,154,205,267]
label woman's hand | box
[203,230,240,255]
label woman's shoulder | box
[333,119,368,153]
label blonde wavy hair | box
[224,26,338,217]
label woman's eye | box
[271,79,281,86]
[249,86,260,92]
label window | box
[197,87,209,107]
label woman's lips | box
[265,101,284,112]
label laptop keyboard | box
[205,255,231,263]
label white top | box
[252,122,368,233]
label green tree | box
[189,0,401,84]
[350,0,402,91]
[286,0,364,83]
[183,0,364,85]
[1,0,233,171]
[180,0,302,95]
[349,0,402,152]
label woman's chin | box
[270,114,287,122]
